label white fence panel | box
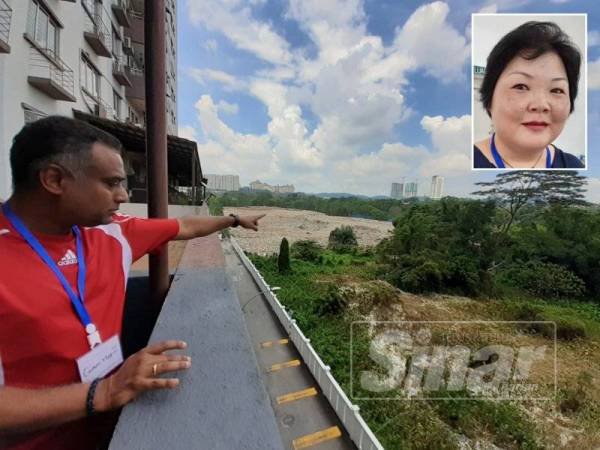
[231,238,384,450]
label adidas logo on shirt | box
[58,249,78,266]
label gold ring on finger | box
[152,363,158,377]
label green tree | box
[472,171,588,234]
[328,226,358,253]
[278,238,291,273]
[378,199,497,296]
[291,240,322,262]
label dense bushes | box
[377,199,497,296]
[499,262,585,298]
[291,240,322,262]
[328,226,358,253]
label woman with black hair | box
[474,21,584,169]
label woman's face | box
[489,51,571,152]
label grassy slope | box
[249,250,600,449]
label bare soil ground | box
[224,206,394,255]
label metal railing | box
[23,107,47,124]
[129,0,144,18]
[28,46,75,96]
[112,55,127,73]
[111,0,131,27]
[231,239,385,450]
[0,0,11,46]
[112,0,130,9]
[474,65,486,75]
[82,0,112,51]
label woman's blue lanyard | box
[2,203,101,349]
[490,133,551,169]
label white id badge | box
[77,335,124,383]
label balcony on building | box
[82,0,112,57]
[0,0,11,53]
[111,0,131,28]
[26,40,75,102]
[125,63,145,113]
[113,56,132,87]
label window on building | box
[80,55,100,99]
[113,90,122,119]
[27,0,59,56]
[112,27,122,59]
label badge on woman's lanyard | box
[2,203,123,382]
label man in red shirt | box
[0,116,263,449]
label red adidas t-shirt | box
[0,211,179,449]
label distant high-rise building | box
[206,174,240,191]
[430,175,444,200]
[405,182,418,198]
[390,182,404,199]
[249,180,294,193]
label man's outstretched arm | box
[175,214,265,240]
[0,340,190,436]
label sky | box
[177,0,600,200]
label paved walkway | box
[222,239,357,450]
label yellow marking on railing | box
[277,387,318,405]
[260,338,289,348]
[292,426,342,449]
[267,359,300,372]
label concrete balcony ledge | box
[0,0,11,54]
[110,233,284,450]
[111,0,131,28]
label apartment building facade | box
[0,0,179,201]
[206,174,240,192]
[430,175,444,200]
[390,182,404,200]
[249,180,295,194]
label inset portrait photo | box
[472,14,587,170]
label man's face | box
[62,143,129,226]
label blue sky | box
[177,0,600,199]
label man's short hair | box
[480,21,581,117]
[10,116,123,192]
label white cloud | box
[188,68,243,91]
[394,2,470,82]
[178,125,198,141]
[331,142,426,194]
[187,0,292,65]
[193,95,278,182]
[183,1,483,196]
[477,4,498,13]
[590,31,600,47]
[287,0,367,66]
[586,178,600,204]
[217,100,239,115]
[589,57,600,90]
[203,39,218,51]
[420,115,471,156]
[418,115,485,196]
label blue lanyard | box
[490,133,551,169]
[2,203,100,348]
